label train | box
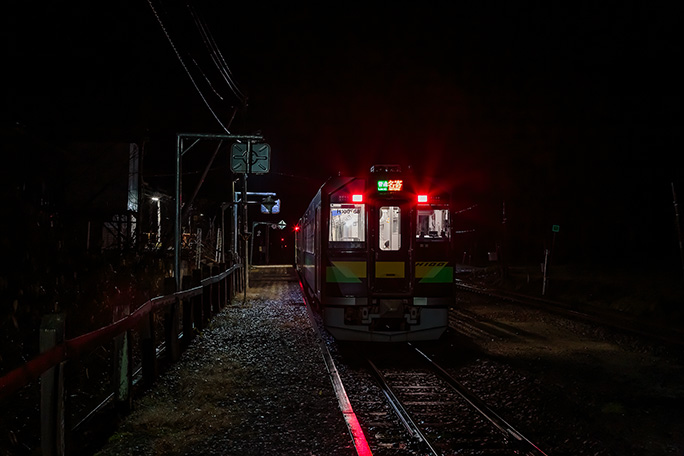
[295,164,454,342]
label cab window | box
[416,207,449,239]
[330,204,365,242]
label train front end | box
[322,165,452,342]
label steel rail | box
[409,343,549,456]
[454,280,684,346]
[366,359,440,455]
[299,280,373,456]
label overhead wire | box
[145,0,237,133]
[190,56,225,101]
[187,4,248,105]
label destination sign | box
[377,179,403,192]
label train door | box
[373,202,410,294]
[315,206,321,297]
[414,199,454,295]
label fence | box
[0,262,244,456]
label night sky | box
[3,1,682,266]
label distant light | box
[294,225,300,231]
[151,196,160,202]
[352,194,363,202]
[417,195,428,203]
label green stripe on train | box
[326,261,366,283]
[415,262,453,283]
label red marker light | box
[417,195,428,203]
[294,225,300,231]
[352,194,363,202]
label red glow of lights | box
[346,413,373,455]
[352,194,363,202]
[294,225,300,231]
[417,194,428,203]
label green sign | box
[552,225,560,232]
[377,179,403,192]
[230,142,271,174]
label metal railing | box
[0,262,244,455]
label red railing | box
[0,263,244,455]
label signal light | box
[294,225,300,232]
[352,194,363,202]
[417,195,428,203]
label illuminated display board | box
[377,179,403,192]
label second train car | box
[296,164,454,342]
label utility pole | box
[542,248,550,296]
[174,133,265,292]
[242,168,248,297]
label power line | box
[187,4,248,105]
[190,56,225,101]
[146,0,234,133]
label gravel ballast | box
[95,268,353,456]
[95,266,684,455]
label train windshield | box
[330,204,365,242]
[379,206,401,251]
[416,207,449,239]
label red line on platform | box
[299,279,373,455]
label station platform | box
[95,265,355,456]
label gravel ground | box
[442,292,684,456]
[320,293,684,455]
[95,268,353,456]
[93,266,684,456]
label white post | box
[156,198,162,246]
[542,248,550,295]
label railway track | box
[361,343,548,455]
[302,276,684,455]
[454,280,684,346]
[302,280,548,455]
